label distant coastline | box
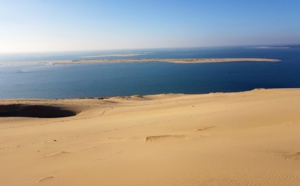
[53,58,281,65]
[256,44,300,49]
[0,58,280,66]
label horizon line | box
[1,43,299,54]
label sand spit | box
[0,58,280,66]
[84,53,142,58]
[1,89,300,185]
[56,58,280,65]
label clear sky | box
[1,0,300,53]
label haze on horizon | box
[1,0,300,53]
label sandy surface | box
[1,89,300,185]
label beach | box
[1,88,300,185]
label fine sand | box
[0,89,300,185]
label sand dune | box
[1,89,300,185]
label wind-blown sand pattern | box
[1,89,300,185]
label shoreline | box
[0,58,280,66]
[0,88,284,101]
[62,58,280,64]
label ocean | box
[1,46,300,99]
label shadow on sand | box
[0,104,77,118]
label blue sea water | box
[0,46,300,99]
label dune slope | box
[0,89,300,186]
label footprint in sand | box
[45,151,70,158]
[195,126,215,131]
[107,136,128,142]
[36,176,54,183]
[145,135,187,143]
[284,152,300,160]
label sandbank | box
[56,58,280,65]
[1,89,300,185]
[0,58,280,66]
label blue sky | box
[1,0,300,52]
